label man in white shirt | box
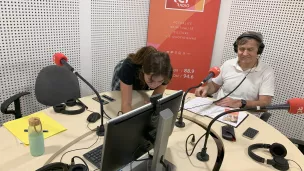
[195,31,275,109]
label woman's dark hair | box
[128,46,172,87]
[128,46,158,65]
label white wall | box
[210,0,233,68]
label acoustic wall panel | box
[91,0,150,92]
[0,0,80,125]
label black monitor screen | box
[100,90,183,171]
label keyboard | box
[83,145,103,169]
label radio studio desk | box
[0,90,303,171]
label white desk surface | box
[0,90,303,171]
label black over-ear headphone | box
[248,143,289,171]
[53,99,86,115]
[233,33,265,55]
[36,157,88,171]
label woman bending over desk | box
[111,46,173,114]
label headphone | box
[53,99,86,115]
[248,143,289,171]
[36,157,88,171]
[233,33,265,55]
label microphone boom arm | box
[74,72,106,135]
[61,59,74,72]
[175,83,203,128]
[197,104,291,165]
[197,108,252,162]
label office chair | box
[260,112,272,122]
[1,92,30,119]
[35,65,81,106]
[289,138,304,155]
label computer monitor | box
[100,90,183,171]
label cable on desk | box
[104,110,111,119]
[185,133,206,156]
[60,135,100,162]
[87,123,95,131]
[117,111,123,116]
[288,159,302,171]
[86,109,95,113]
[44,129,96,165]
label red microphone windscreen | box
[53,53,68,66]
[209,67,220,78]
[287,98,304,114]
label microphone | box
[53,52,108,136]
[196,98,304,170]
[53,53,74,71]
[258,98,304,114]
[201,67,220,86]
[175,67,220,128]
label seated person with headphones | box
[195,31,275,116]
[111,46,173,114]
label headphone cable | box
[212,59,258,104]
[288,159,302,171]
[185,133,206,156]
[87,122,95,131]
[60,135,100,162]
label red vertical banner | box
[147,0,221,91]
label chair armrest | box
[260,112,271,122]
[289,138,304,146]
[289,138,304,154]
[1,92,30,115]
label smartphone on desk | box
[243,127,259,140]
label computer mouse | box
[87,112,101,123]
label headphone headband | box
[248,143,289,170]
[233,33,265,55]
[236,33,263,43]
[36,159,87,171]
[248,143,268,163]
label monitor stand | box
[126,108,176,171]
[151,108,176,171]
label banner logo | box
[166,0,205,12]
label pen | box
[24,129,48,133]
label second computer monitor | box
[100,90,183,171]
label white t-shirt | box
[212,58,275,101]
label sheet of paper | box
[3,111,67,145]
[208,110,248,127]
[184,97,223,116]
[184,97,248,127]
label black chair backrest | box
[35,65,80,106]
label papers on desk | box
[3,111,67,145]
[184,97,248,127]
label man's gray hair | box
[237,31,264,46]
